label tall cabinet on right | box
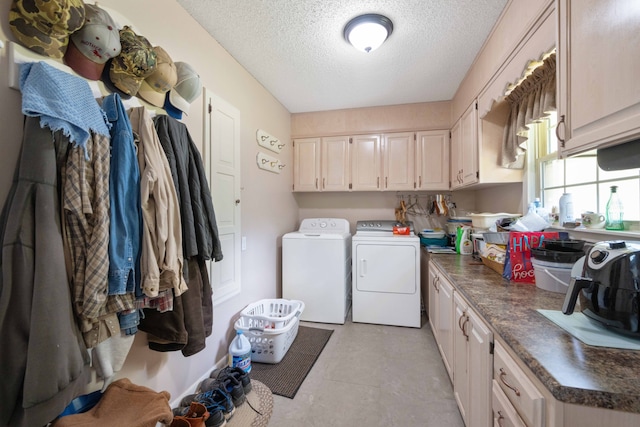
[557,0,640,156]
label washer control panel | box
[298,218,350,234]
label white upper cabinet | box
[293,136,350,192]
[557,0,640,156]
[451,101,479,189]
[293,137,321,191]
[321,136,350,191]
[382,132,415,191]
[416,130,449,191]
[350,134,381,191]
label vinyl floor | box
[267,311,465,427]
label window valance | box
[501,53,556,168]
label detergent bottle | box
[228,330,252,373]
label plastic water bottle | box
[228,330,252,373]
[558,193,574,226]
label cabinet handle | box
[462,315,470,341]
[499,368,521,396]
[377,177,380,188]
[419,176,422,187]
[315,178,318,190]
[458,311,466,332]
[556,114,566,147]
[433,276,439,292]
[496,410,505,427]
[385,176,388,188]
[322,178,325,189]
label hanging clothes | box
[127,106,187,298]
[137,115,221,356]
[0,117,91,427]
[153,115,223,263]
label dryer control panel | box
[356,220,414,233]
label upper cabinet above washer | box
[557,0,640,156]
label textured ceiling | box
[176,0,509,113]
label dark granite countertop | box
[429,252,640,414]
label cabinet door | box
[437,273,454,382]
[468,308,493,427]
[383,132,415,190]
[454,292,493,427]
[293,137,320,191]
[461,101,479,185]
[428,263,440,339]
[558,0,640,155]
[453,293,470,424]
[351,134,381,191]
[450,119,463,189]
[321,136,350,191]
[416,130,449,190]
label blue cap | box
[163,91,182,119]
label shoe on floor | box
[200,375,245,407]
[181,388,235,421]
[171,402,211,427]
[211,366,252,394]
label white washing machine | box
[352,220,421,328]
[282,218,352,324]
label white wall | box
[0,0,297,406]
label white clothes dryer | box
[282,218,352,324]
[352,220,421,328]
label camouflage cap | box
[137,46,178,107]
[108,26,157,96]
[9,0,86,59]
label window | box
[531,112,640,223]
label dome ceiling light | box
[343,13,393,53]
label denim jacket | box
[102,94,142,303]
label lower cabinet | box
[454,291,493,427]
[493,341,545,427]
[429,261,493,426]
[429,262,454,381]
[492,380,527,427]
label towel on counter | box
[19,61,110,157]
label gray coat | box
[0,117,90,427]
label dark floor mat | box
[249,325,333,399]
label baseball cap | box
[103,26,157,97]
[166,62,202,116]
[64,4,121,80]
[137,46,178,108]
[9,0,85,58]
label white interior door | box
[204,89,241,305]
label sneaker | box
[182,388,235,421]
[211,366,252,394]
[200,376,245,407]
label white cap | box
[167,61,202,115]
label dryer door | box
[354,243,417,294]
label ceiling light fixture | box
[344,13,393,53]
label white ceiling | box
[176,0,509,113]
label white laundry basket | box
[234,299,305,364]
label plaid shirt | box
[62,132,134,347]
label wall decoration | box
[256,151,285,174]
[256,129,284,153]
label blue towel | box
[19,61,111,158]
